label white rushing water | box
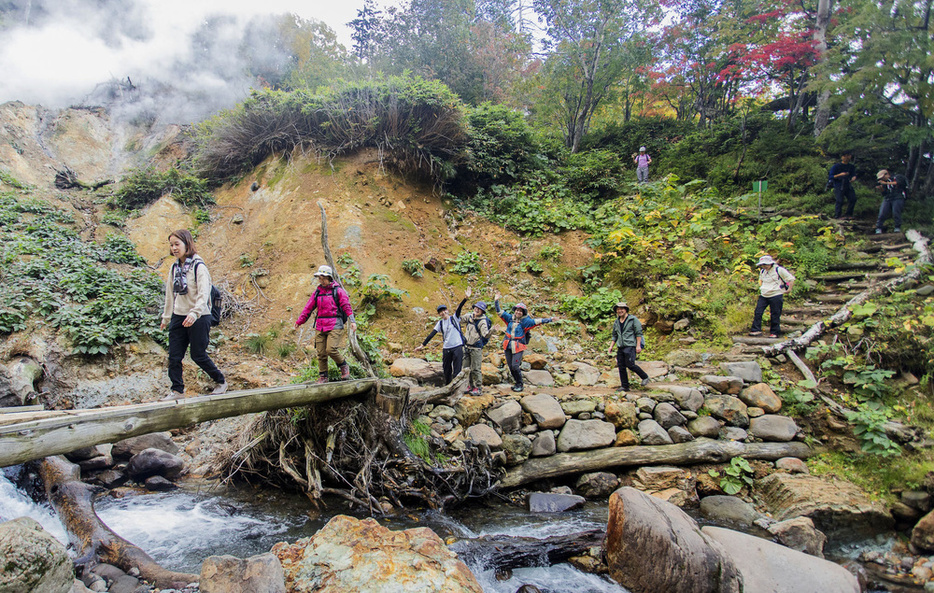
[0,466,68,546]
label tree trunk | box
[450,529,605,570]
[812,0,833,137]
[39,456,198,589]
[498,439,811,489]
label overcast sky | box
[0,0,375,120]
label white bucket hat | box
[757,255,776,267]
[639,146,646,151]
[313,265,334,278]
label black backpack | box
[469,315,492,347]
[314,285,349,324]
[193,262,223,326]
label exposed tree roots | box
[215,390,501,514]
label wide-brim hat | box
[513,302,528,313]
[876,169,889,180]
[313,264,334,278]
[473,301,487,312]
[639,146,646,151]
[757,255,776,267]
[613,302,629,312]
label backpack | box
[315,285,349,324]
[469,315,492,348]
[192,262,222,326]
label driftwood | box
[0,379,378,467]
[39,456,198,588]
[450,529,605,570]
[763,229,932,357]
[498,438,811,489]
[318,202,375,377]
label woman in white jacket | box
[161,229,227,398]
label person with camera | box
[828,151,858,219]
[874,169,908,234]
[295,265,357,384]
[606,302,650,392]
[748,255,795,338]
[161,229,227,398]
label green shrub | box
[539,245,563,261]
[448,251,481,275]
[100,234,146,265]
[462,102,547,186]
[402,259,424,278]
[562,149,627,201]
[111,168,214,210]
[357,274,407,322]
[560,287,623,329]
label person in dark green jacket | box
[606,302,650,391]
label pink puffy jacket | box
[296,284,354,332]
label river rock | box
[704,394,749,428]
[756,473,894,540]
[666,349,703,367]
[700,495,761,527]
[481,363,501,385]
[144,475,178,491]
[746,407,764,418]
[428,405,456,421]
[112,432,178,459]
[64,445,102,462]
[455,393,495,426]
[389,358,444,384]
[201,553,286,593]
[701,375,744,395]
[520,393,566,429]
[528,492,586,513]
[738,384,782,413]
[572,363,601,386]
[659,385,704,412]
[561,399,597,416]
[702,526,859,592]
[77,454,113,473]
[748,415,798,442]
[526,370,554,386]
[668,426,694,443]
[605,401,638,429]
[94,469,129,488]
[272,515,482,593]
[126,448,185,481]
[605,487,743,593]
[466,424,502,449]
[687,416,720,438]
[775,457,809,474]
[638,419,673,445]
[719,426,747,441]
[530,431,556,457]
[576,472,620,498]
[767,517,826,557]
[635,397,656,414]
[719,362,762,384]
[89,564,138,593]
[0,517,74,593]
[912,510,934,551]
[653,403,686,429]
[557,419,617,452]
[502,434,532,466]
[524,353,548,370]
[640,361,669,379]
[634,466,693,492]
[903,490,932,512]
[615,429,639,446]
[486,400,522,433]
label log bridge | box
[0,379,380,468]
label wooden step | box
[812,273,867,282]
[868,232,906,241]
[783,306,837,315]
[812,293,860,303]
[867,271,902,280]
[826,262,880,271]
[731,336,783,345]
[882,242,913,251]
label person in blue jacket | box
[494,292,556,392]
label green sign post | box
[753,180,768,219]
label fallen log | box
[450,529,605,570]
[39,456,198,589]
[763,229,931,357]
[0,379,378,467]
[409,368,469,405]
[498,439,811,489]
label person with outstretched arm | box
[494,293,556,393]
[415,290,468,385]
[461,291,493,395]
[606,301,650,392]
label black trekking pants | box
[616,346,649,389]
[168,314,224,393]
[442,345,464,385]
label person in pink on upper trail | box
[295,265,357,384]
[633,146,652,183]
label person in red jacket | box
[295,265,357,383]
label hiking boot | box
[769,334,779,338]
[339,362,351,380]
[316,374,329,385]
[748,331,762,336]
[641,378,651,387]
[162,390,184,401]
[875,228,883,234]
[617,387,629,393]
[894,227,901,233]
[511,384,524,392]
[468,387,481,396]
[211,382,228,395]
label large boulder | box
[702,526,858,592]
[718,362,762,384]
[605,402,638,429]
[701,375,744,395]
[756,473,894,540]
[486,400,522,433]
[605,487,743,593]
[556,419,617,452]
[271,515,482,593]
[525,370,555,386]
[125,448,185,481]
[465,424,502,449]
[0,517,74,593]
[658,385,704,412]
[748,415,798,442]
[389,358,443,385]
[454,393,495,426]
[572,363,601,386]
[201,553,286,593]
[111,432,178,459]
[738,384,782,414]
[704,395,749,428]
[700,495,761,528]
[528,492,586,513]
[638,419,673,445]
[520,393,566,429]
[912,509,934,551]
[767,517,827,558]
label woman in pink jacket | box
[295,265,357,383]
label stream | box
[1,469,627,592]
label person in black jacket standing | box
[874,169,908,234]
[828,151,858,219]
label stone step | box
[826,262,880,271]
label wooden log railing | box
[0,379,379,468]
